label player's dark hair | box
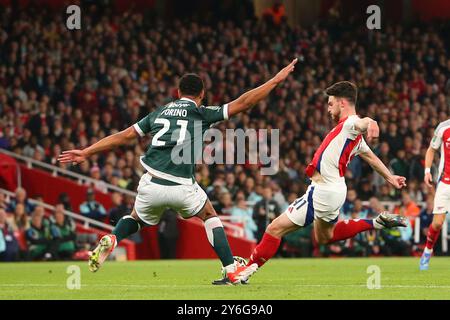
[325,81,358,105]
[178,73,204,97]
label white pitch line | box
[0,284,207,288]
[1,284,450,289]
[292,284,450,289]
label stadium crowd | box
[0,188,78,261]
[0,4,450,260]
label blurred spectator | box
[270,181,288,212]
[79,188,107,222]
[0,193,8,210]
[407,180,425,203]
[358,179,375,201]
[108,192,127,226]
[49,204,76,260]
[0,208,19,261]
[34,195,44,203]
[118,167,135,190]
[253,187,281,242]
[377,184,396,201]
[225,172,239,198]
[0,128,9,149]
[25,209,55,260]
[348,156,363,182]
[282,224,313,257]
[394,191,421,226]
[6,187,34,215]
[88,165,108,193]
[22,137,45,159]
[216,191,233,215]
[58,192,73,212]
[230,191,257,241]
[389,150,409,178]
[196,165,211,189]
[350,199,369,219]
[367,197,386,216]
[246,178,263,204]
[419,198,434,243]
[341,188,358,218]
[158,209,179,259]
[9,203,30,232]
[207,179,227,206]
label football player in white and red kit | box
[244,81,407,277]
[420,120,450,270]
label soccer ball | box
[221,256,248,278]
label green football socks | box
[112,215,141,243]
[204,217,234,267]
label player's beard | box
[329,109,340,121]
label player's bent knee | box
[130,210,140,221]
[266,221,285,238]
[130,210,146,229]
[432,220,445,230]
[197,209,217,221]
[432,214,446,229]
[196,200,218,221]
[432,222,443,229]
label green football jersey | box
[133,97,229,185]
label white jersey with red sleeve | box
[430,119,450,184]
[305,115,371,185]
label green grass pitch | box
[1,257,449,300]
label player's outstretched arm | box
[58,126,138,165]
[354,117,379,143]
[359,149,407,189]
[424,146,436,187]
[227,58,297,117]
